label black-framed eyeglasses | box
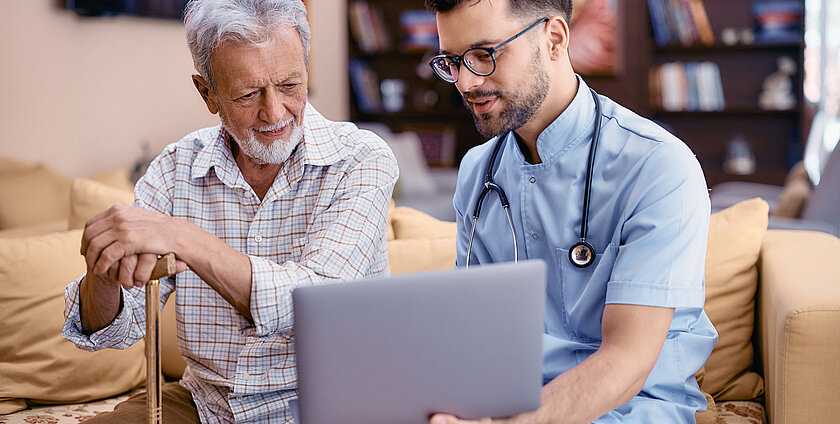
[429,17,549,83]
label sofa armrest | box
[757,230,840,424]
[768,216,839,237]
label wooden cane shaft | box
[145,253,175,424]
[146,279,162,424]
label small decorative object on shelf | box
[380,78,407,113]
[723,135,757,175]
[721,27,740,45]
[739,27,756,44]
[759,56,798,110]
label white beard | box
[225,116,304,165]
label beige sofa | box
[1,157,838,424]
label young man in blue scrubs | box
[426,0,717,423]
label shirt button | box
[529,177,536,183]
[254,235,262,243]
[531,233,539,240]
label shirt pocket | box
[554,243,617,342]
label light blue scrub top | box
[453,77,718,423]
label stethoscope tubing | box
[465,88,602,268]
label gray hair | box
[184,0,311,91]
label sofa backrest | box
[802,140,840,232]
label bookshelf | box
[642,0,807,187]
[346,0,483,168]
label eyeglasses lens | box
[431,49,496,83]
[432,58,458,83]
[464,49,494,75]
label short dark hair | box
[425,0,572,24]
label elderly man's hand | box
[429,410,539,424]
[81,204,189,286]
[430,414,495,424]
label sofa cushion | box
[90,168,136,193]
[0,157,39,176]
[702,198,769,401]
[387,200,396,241]
[0,219,69,239]
[68,178,135,230]
[388,206,457,275]
[389,237,457,275]
[390,206,456,240]
[771,162,811,218]
[0,165,71,230]
[0,230,146,413]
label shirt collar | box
[190,102,346,185]
[190,125,243,188]
[533,75,598,164]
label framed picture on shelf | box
[569,0,623,76]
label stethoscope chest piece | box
[569,240,595,268]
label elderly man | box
[61,0,398,422]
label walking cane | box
[147,253,178,424]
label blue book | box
[648,0,673,46]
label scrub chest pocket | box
[548,243,617,344]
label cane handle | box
[150,253,178,280]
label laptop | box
[292,260,546,424]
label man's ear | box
[545,15,571,61]
[192,74,219,115]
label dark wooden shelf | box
[653,41,803,53]
[652,109,800,117]
[353,110,469,121]
[352,50,433,61]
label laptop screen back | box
[293,260,546,424]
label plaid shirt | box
[63,103,398,423]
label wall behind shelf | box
[0,0,350,177]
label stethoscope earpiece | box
[569,240,596,268]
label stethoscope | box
[465,88,602,269]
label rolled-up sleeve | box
[607,142,710,308]
[62,273,175,350]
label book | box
[348,1,390,53]
[399,10,439,52]
[751,0,803,43]
[348,59,382,113]
[648,0,673,46]
[648,0,715,46]
[668,0,693,46]
[652,61,725,111]
[686,0,715,45]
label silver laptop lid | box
[293,260,546,424]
